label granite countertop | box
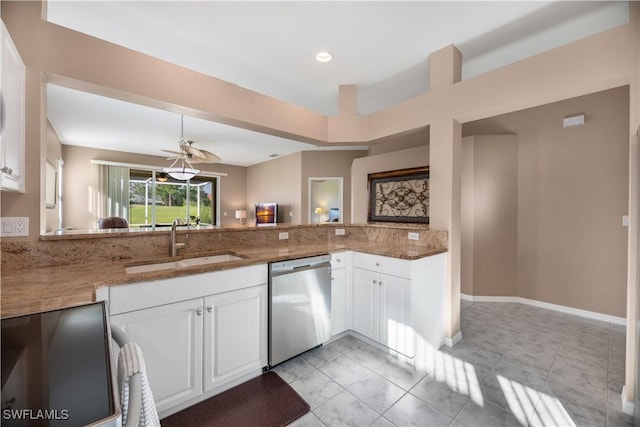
[0,242,446,318]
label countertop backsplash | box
[1,223,447,270]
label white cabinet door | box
[331,266,347,336]
[352,259,414,357]
[352,268,379,341]
[379,274,413,357]
[0,22,25,193]
[203,285,267,392]
[111,298,203,413]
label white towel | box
[117,342,161,427]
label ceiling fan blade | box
[190,150,221,164]
[182,142,205,159]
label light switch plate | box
[623,215,629,227]
[1,217,29,237]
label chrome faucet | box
[170,218,188,257]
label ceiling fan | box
[161,115,221,180]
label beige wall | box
[45,121,61,170]
[633,4,640,416]
[463,87,630,318]
[61,145,247,230]
[301,150,366,224]
[0,67,44,236]
[461,135,518,297]
[635,127,640,420]
[461,137,474,296]
[246,152,302,226]
[44,120,62,232]
[368,127,429,157]
[351,145,430,223]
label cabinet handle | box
[1,166,13,175]
[207,306,213,313]
[196,309,203,316]
[375,262,380,267]
[372,279,377,284]
[379,281,383,286]
[337,258,342,263]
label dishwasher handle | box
[270,261,331,276]
[269,254,331,274]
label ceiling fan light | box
[163,166,199,181]
[163,152,199,180]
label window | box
[128,169,217,228]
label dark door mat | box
[160,372,310,427]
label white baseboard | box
[461,293,626,326]
[444,331,462,348]
[621,386,635,416]
[462,294,518,303]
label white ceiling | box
[45,1,629,167]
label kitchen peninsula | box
[0,223,447,318]
[2,223,448,418]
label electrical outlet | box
[623,215,629,227]
[335,228,345,236]
[279,232,289,240]
[1,217,29,237]
[408,232,420,241]
[15,219,27,235]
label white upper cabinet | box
[0,21,25,193]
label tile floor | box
[274,300,634,426]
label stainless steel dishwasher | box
[269,254,332,367]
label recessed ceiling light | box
[268,153,280,158]
[315,51,332,63]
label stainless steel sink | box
[125,253,244,274]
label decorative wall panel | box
[368,167,429,224]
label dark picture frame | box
[368,166,429,224]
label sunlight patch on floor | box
[417,343,484,407]
[405,334,577,426]
[497,375,542,425]
[386,319,416,358]
[529,390,577,426]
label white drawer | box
[353,252,410,278]
[331,251,348,269]
[110,264,267,315]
